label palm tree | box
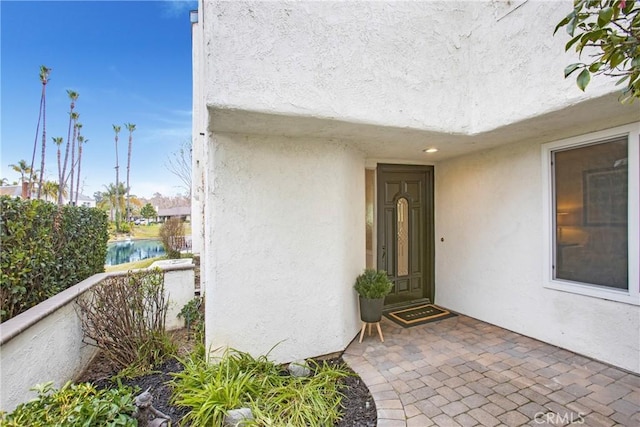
[53,136,64,204]
[124,123,136,223]
[75,135,87,206]
[60,90,79,205]
[30,65,51,199]
[113,125,121,231]
[29,168,39,191]
[67,114,80,205]
[9,160,32,184]
[9,160,32,198]
[41,180,60,202]
[98,182,127,222]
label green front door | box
[377,164,434,306]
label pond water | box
[106,239,166,266]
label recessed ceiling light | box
[423,148,438,153]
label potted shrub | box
[354,269,393,323]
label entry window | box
[543,124,639,305]
[553,138,628,290]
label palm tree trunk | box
[68,119,78,205]
[126,138,131,222]
[32,66,50,200]
[56,138,63,203]
[125,123,135,224]
[37,84,47,200]
[30,90,44,199]
[75,143,83,206]
[60,119,72,205]
[60,91,78,206]
[115,167,119,228]
[113,125,121,231]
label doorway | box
[376,164,434,306]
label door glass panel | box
[365,169,375,269]
[397,198,409,277]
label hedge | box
[0,196,109,322]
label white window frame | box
[542,123,640,306]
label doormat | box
[384,304,457,328]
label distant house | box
[0,184,95,207]
[191,0,639,372]
[0,183,35,199]
[69,193,96,208]
[156,206,191,223]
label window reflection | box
[554,137,628,289]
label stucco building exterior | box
[191,0,639,373]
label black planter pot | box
[359,297,385,323]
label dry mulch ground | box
[76,330,377,426]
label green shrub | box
[353,268,393,299]
[170,349,351,426]
[0,198,56,321]
[54,204,109,292]
[171,349,275,426]
[118,221,131,234]
[252,360,351,426]
[0,381,136,426]
[178,296,204,341]
[0,196,108,322]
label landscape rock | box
[288,359,311,377]
[223,407,254,426]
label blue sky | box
[1,0,196,198]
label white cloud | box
[161,0,198,18]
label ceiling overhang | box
[208,92,639,162]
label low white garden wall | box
[150,259,196,331]
[0,261,194,413]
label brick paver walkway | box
[343,314,640,426]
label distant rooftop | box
[157,206,191,217]
[0,186,24,197]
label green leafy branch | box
[555,0,640,102]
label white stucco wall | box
[0,266,195,413]
[204,133,364,363]
[0,275,103,413]
[202,0,620,136]
[195,0,639,371]
[466,0,616,131]
[191,4,206,260]
[150,260,196,331]
[204,0,471,134]
[434,135,640,373]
